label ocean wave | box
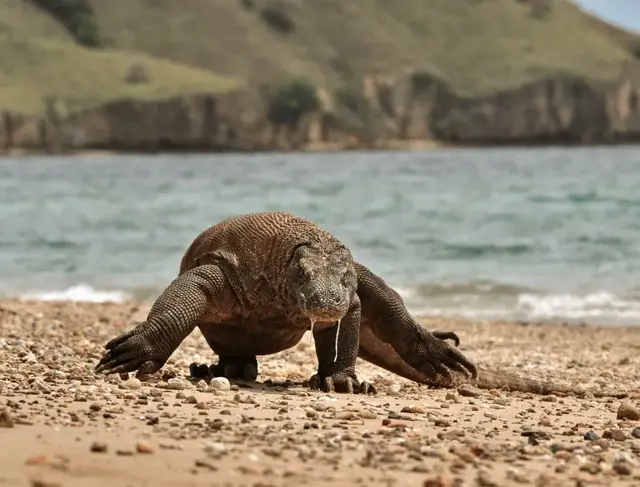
[396,283,640,325]
[5,281,640,325]
[17,284,130,303]
[516,291,640,319]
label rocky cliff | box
[3,68,640,154]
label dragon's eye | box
[299,258,313,276]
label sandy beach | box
[1,298,640,487]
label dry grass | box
[1,0,639,114]
[89,0,638,95]
[0,0,240,114]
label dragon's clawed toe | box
[431,330,461,347]
[308,373,376,394]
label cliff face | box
[360,68,640,145]
[3,70,640,154]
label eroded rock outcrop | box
[2,66,640,154]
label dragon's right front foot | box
[406,330,477,384]
[189,356,258,381]
[95,323,170,377]
[431,330,461,347]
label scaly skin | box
[95,212,623,398]
[354,262,627,398]
[95,212,477,394]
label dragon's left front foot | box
[308,372,376,394]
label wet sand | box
[1,298,640,487]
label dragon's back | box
[180,212,323,273]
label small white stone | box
[210,377,231,391]
[123,378,142,390]
[386,384,401,396]
[203,441,227,455]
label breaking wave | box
[16,284,130,303]
[5,281,640,326]
[396,282,640,325]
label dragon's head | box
[285,243,357,322]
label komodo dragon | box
[95,212,626,398]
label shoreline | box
[4,140,640,158]
[2,298,640,486]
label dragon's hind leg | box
[189,356,258,381]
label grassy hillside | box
[89,0,639,96]
[2,0,640,115]
[0,0,240,114]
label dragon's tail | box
[431,367,628,399]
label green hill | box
[1,0,640,115]
[88,0,640,95]
[0,0,240,114]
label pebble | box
[31,480,62,487]
[210,377,231,391]
[359,410,377,419]
[631,427,640,438]
[457,386,480,397]
[445,392,461,403]
[195,458,218,471]
[334,411,356,420]
[593,439,610,450]
[401,405,426,414]
[136,441,154,454]
[165,378,189,390]
[90,441,108,453]
[616,402,640,421]
[613,462,632,476]
[0,409,14,428]
[386,384,401,396]
[203,441,227,458]
[423,475,453,487]
[583,431,599,441]
[603,429,626,441]
[123,378,142,390]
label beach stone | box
[423,475,453,487]
[210,377,231,391]
[90,441,108,453]
[386,384,401,396]
[631,427,640,438]
[123,378,142,390]
[593,439,610,450]
[0,409,14,428]
[583,431,599,441]
[445,392,461,403]
[617,402,640,420]
[165,378,189,390]
[457,386,480,397]
[136,440,154,454]
[613,461,632,476]
[603,429,626,441]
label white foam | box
[395,284,640,325]
[516,291,640,319]
[19,284,129,303]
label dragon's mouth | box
[297,291,349,322]
[304,310,345,323]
